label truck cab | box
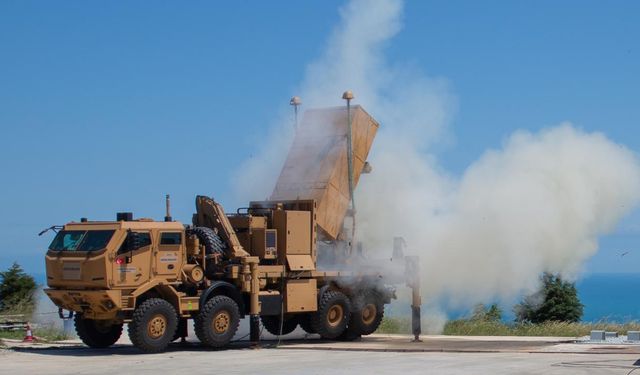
[45,216,187,320]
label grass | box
[0,297,71,342]
[0,298,34,316]
[444,320,640,337]
[377,316,640,337]
[0,323,71,342]
[32,324,71,341]
[0,330,24,340]
[377,317,412,334]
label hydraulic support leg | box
[249,259,261,346]
[405,256,422,342]
[250,315,260,344]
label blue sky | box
[1,1,639,278]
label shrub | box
[471,303,503,322]
[514,273,583,323]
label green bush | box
[514,273,583,323]
[471,303,503,322]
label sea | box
[446,273,640,322]
[577,273,640,322]
[384,273,640,323]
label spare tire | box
[189,227,226,277]
[189,227,226,257]
[188,227,227,258]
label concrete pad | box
[2,343,640,375]
[309,335,640,355]
[7,333,640,355]
[1,338,89,349]
[278,334,575,353]
[6,333,640,375]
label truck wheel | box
[261,315,298,336]
[74,315,123,348]
[298,314,316,334]
[348,292,384,336]
[194,295,240,348]
[128,298,178,353]
[311,290,350,339]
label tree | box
[514,273,583,323]
[471,303,503,322]
[0,262,37,311]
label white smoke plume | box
[233,0,640,311]
[362,125,640,306]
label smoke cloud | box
[233,0,640,312]
[362,124,640,306]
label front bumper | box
[44,289,122,319]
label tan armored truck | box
[43,104,419,353]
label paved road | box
[2,337,640,375]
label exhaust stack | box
[164,194,172,222]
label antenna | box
[342,90,356,253]
[290,96,302,130]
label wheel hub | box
[362,304,377,325]
[327,305,344,327]
[213,311,230,334]
[147,314,167,339]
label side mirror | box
[126,231,142,252]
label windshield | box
[49,230,115,252]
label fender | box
[199,281,245,317]
[131,279,162,300]
[318,284,331,299]
[131,280,181,311]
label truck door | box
[113,231,152,287]
[155,232,182,276]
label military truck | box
[43,103,419,353]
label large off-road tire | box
[261,315,298,336]
[74,315,123,348]
[189,227,225,257]
[310,290,351,339]
[190,227,226,277]
[128,298,178,353]
[347,292,384,336]
[298,313,316,334]
[194,295,240,348]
